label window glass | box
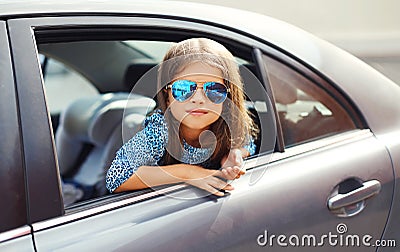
[37,38,260,208]
[42,57,99,114]
[263,55,356,147]
[123,40,174,61]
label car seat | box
[56,92,156,205]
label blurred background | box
[169,0,400,85]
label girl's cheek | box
[211,104,223,116]
[169,103,186,122]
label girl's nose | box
[190,88,206,104]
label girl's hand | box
[221,166,245,180]
[220,149,245,180]
[184,165,233,197]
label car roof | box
[0,0,309,46]
[2,0,400,135]
[0,0,329,68]
[0,0,274,24]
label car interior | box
[38,38,270,206]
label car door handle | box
[328,180,381,210]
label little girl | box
[106,38,258,196]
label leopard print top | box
[106,110,255,193]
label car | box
[1,0,399,251]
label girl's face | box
[167,62,224,131]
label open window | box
[36,30,269,208]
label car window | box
[41,56,99,115]
[36,37,266,208]
[122,40,174,61]
[122,40,249,64]
[263,55,357,147]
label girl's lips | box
[187,109,209,115]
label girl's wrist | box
[177,164,208,181]
[167,163,195,181]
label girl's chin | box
[181,124,210,131]
[173,114,219,131]
[179,120,214,130]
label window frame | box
[34,28,276,210]
[7,14,368,230]
[0,21,30,238]
[8,15,275,221]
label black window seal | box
[252,47,285,152]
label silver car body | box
[0,1,399,251]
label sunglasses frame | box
[165,80,230,104]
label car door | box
[239,50,395,251]
[0,21,35,251]
[7,15,394,252]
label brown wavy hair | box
[157,38,258,167]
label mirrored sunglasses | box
[166,79,230,104]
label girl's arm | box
[106,111,171,193]
[115,164,233,196]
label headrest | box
[124,59,158,91]
[61,93,156,146]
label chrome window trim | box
[32,184,187,232]
[244,129,372,169]
[271,129,372,162]
[32,129,372,232]
[0,225,31,243]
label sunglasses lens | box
[171,80,196,102]
[204,82,228,104]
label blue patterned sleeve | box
[106,111,168,193]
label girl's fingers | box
[210,176,229,190]
[229,167,239,179]
[184,167,238,196]
[219,166,246,180]
[187,179,225,196]
[206,178,234,196]
[234,166,246,175]
[220,167,234,180]
[206,184,225,196]
[222,184,234,190]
